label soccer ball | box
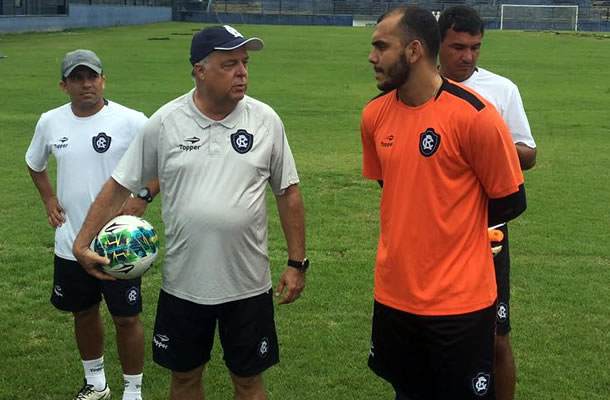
[92,215,160,279]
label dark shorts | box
[369,301,496,400]
[152,288,279,377]
[51,255,142,317]
[491,224,511,335]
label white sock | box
[123,373,143,400]
[82,356,106,391]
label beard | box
[377,53,411,92]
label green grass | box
[0,23,609,399]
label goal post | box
[500,4,579,31]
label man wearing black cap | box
[26,49,158,400]
[72,25,307,400]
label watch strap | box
[287,258,309,271]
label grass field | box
[0,22,609,399]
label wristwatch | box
[287,258,309,272]
[136,187,153,203]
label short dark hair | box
[438,5,485,41]
[378,6,440,60]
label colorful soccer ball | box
[92,215,159,279]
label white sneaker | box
[73,380,111,400]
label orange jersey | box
[361,78,523,316]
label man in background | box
[26,49,158,400]
[439,6,537,399]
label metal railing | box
[1,0,170,16]
[4,0,609,27]
[175,0,609,30]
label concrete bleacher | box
[208,0,594,15]
[591,0,610,20]
[0,4,171,33]
[202,0,604,13]
[190,0,609,31]
[3,0,608,32]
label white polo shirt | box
[25,101,148,261]
[462,67,536,148]
[113,89,300,305]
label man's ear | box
[193,63,206,81]
[59,80,67,93]
[405,40,424,64]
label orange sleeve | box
[361,105,382,181]
[463,106,524,199]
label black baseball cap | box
[189,25,264,65]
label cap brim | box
[214,37,264,52]
[63,62,103,78]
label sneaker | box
[73,380,111,400]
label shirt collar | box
[187,88,244,129]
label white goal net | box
[500,4,579,31]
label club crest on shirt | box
[419,128,441,157]
[92,132,112,153]
[231,129,253,154]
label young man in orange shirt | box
[361,6,526,399]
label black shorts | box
[152,288,279,377]
[368,301,496,400]
[491,224,511,335]
[51,255,142,317]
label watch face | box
[138,188,149,197]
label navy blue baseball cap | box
[190,25,264,65]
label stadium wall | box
[177,11,353,26]
[176,10,610,31]
[0,4,171,34]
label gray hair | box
[191,54,212,81]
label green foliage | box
[0,24,608,399]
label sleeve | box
[134,111,149,132]
[112,113,159,193]
[268,112,300,195]
[504,85,536,148]
[125,111,149,143]
[361,106,382,180]
[25,115,51,172]
[463,107,524,199]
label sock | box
[82,356,106,391]
[123,373,143,400]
